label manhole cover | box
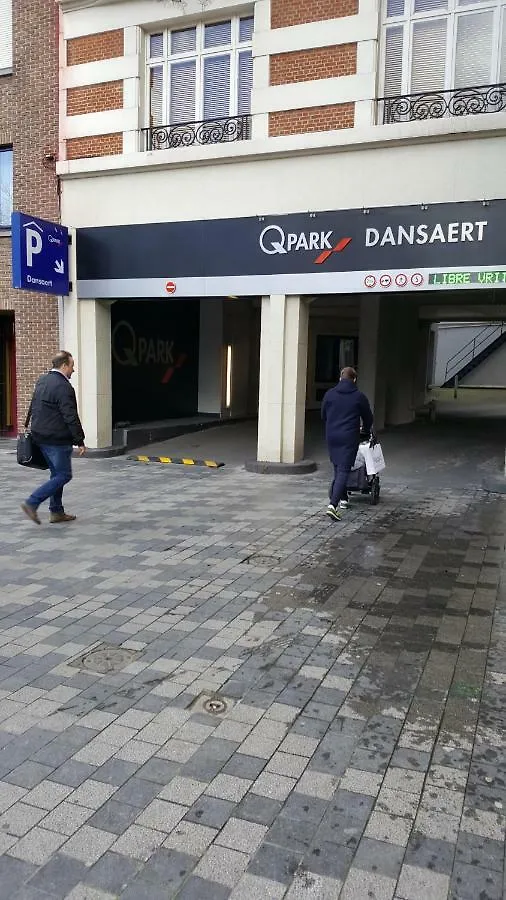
[246,555,281,567]
[70,644,140,674]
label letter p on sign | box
[26,227,43,267]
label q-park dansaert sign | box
[11,211,70,296]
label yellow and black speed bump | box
[128,455,224,468]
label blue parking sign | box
[11,211,70,296]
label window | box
[0,148,12,228]
[147,15,254,130]
[382,0,506,97]
[0,0,12,73]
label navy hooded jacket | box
[321,379,373,467]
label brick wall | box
[66,134,123,159]
[67,29,124,66]
[270,44,357,85]
[67,81,123,116]
[269,103,355,136]
[64,29,125,160]
[271,0,359,27]
[0,0,60,431]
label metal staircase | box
[442,322,506,387]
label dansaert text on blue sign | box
[11,211,70,296]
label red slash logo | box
[314,237,352,265]
[161,352,187,384]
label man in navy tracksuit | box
[321,366,373,521]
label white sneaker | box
[339,500,349,510]
[326,504,341,521]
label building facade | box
[57,0,506,461]
[0,0,60,436]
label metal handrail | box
[444,322,506,382]
[142,114,251,150]
[378,82,506,124]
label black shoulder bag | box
[16,403,49,470]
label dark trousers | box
[26,445,73,514]
[330,465,350,507]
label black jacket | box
[321,379,373,466]
[30,371,85,447]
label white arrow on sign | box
[54,259,65,275]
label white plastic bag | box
[351,447,366,471]
[361,441,386,475]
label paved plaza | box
[0,436,505,899]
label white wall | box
[61,134,506,228]
[459,337,506,386]
[433,322,503,385]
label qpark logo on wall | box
[259,224,352,264]
[112,321,187,384]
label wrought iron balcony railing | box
[378,82,506,124]
[143,114,251,151]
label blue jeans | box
[26,445,73,514]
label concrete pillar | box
[358,296,386,431]
[414,323,431,409]
[63,298,112,451]
[62,231,112,451]
[385,297,419,426]
[79,301,112,449]
[198,299,223,415]
[256,294,309,464]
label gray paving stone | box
[449,861,502,900]
[175,876,231,900]
[222,753,266,781]
[303,839,354,881]
[87,799,140,835]
[185,795,236,829]
[25,854,88,898]
[234,793,283,826]
[248,841,304,885]
[454,830,504,872]
[135,757,179,785]
[112,777,160,809]
[84,851,141,894]
[5,762,55,790]
[353,836,405,879]
[0,857,38,895]
[131,848,197,892]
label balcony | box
[378,83,506,125]
[142,114,252,151]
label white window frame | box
[0,147,13,230]
[380,0,506,96]
[145,15,253,128]
[0,0,13,74]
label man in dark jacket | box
[322,366,373,521]
[21,351,86,525]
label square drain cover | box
[70,644,140,674]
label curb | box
[128,455,225,468]
[245,459,317,475]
